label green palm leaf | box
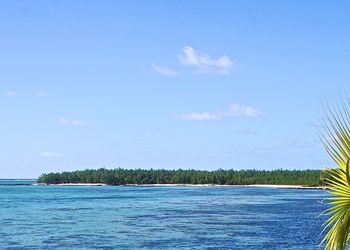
[321,98,350,250]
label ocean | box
[0,180,328,249]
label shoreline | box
[40,183,323,189]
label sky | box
[1,1,350,178]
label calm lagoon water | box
[0,180,328,249]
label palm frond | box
[321,96,350,250]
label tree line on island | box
[38,168,323,186]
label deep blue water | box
[0,180,328,249]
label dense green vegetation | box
[38,168,322,186]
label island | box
[38,168,323,187]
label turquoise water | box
[0,180,328,249]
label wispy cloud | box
[5,90,17,96]
[226,104,262,117]
[37,91,47,97]
[179,46,234,74]
[60,117,87,126]
[284,138,315,148]
[152,64,178,77]
[216,145,275,158]
[175,112,220,121]
[250,147,275,155]
[234,129,259,135]
[175,104,263,121]
[40,151,63,157]
[145,132,163,137]
[310,120,325,129]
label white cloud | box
[145,132,163,137]
[40,151,63,157]
[285,138,315,148]
[234,129,259,135]
[5,90,17,96]
[60,117,87,126]
[37,91,47,97]
[251,147,275,155]
[310,120,325,129]
[175,112,221,121]
[152,64,178,77]
[179,46,234,74]
[175,104,263,121]
[226,104,262,117]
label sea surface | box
[0,180,329,249]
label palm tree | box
[320,98,350,250]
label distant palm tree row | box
[38,168,322,186]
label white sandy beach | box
[240,184,323,189]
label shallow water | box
[0,180,328,249]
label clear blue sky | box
[1,1,349,178]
